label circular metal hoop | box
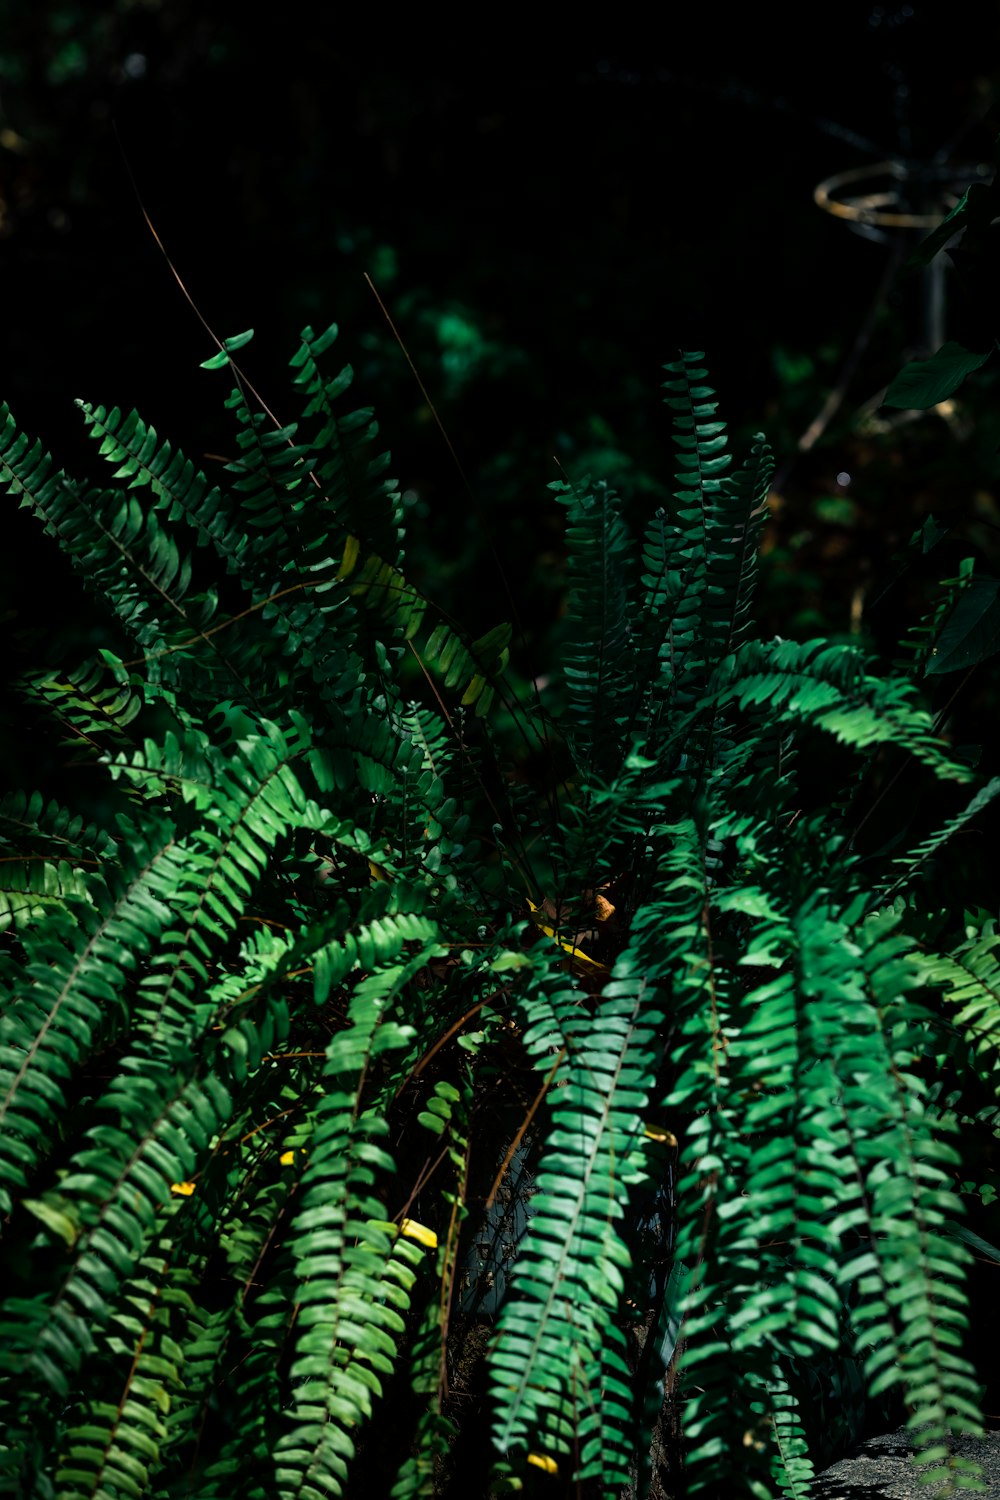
[814,158,991,230]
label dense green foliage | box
[2,324,1000,1500]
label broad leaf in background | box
[883,341,991,410]
[928,577,1000,675]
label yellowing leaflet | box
[399,1219,438,1249]
[527,1452,559,1474]
[337,534,360,579]
[526,899,606,971]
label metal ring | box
[814,158,990,229]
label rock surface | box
[814,1426,1000,1498]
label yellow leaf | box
[644,1125,678,1146]
[337,534,360,580]
[170,1181,196,1197]
[279,1150,304,1166]
[526,1452,559,1475]
[526,900,606,971]
[368,860,390,883]
[399,1218,438,1249]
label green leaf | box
[907,180,992,269]
[22,1196,82,1248]
[942,1220,1000,1266]
[490,950,532,973]
[883,342,991,410]
[915,515,949,554]
[199,329,255,369]
[928,578,1000,675]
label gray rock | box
[813,1425,1000,1498]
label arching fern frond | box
[490,940,660,1491]
[875,776,1000,908]
[290,321,405,565]
[339,538,512,715]
[20,652,146,758]
[704,432,773,665]
[0,786,117,933]
[1,405,264,710]
[0,814,177,1216]
[913,916,1000,1086]
[53,1249,182,1500]
[276,948,443,1500]
[834,906,983,1488]
[703,637,973,782]
[75,398,366,706]
[553,474,635,778]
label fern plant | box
[0,324,997,1500]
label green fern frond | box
[914,916,1000,1084]
[704,637,973,782]
[876,777,1000,907]
[0,816,177,1216]
[0,1068,232,1400]
[895,555,975,678]
[276,949,443,1500]
[75,397,369,714]
[53,1252,181,1500]
[817,905,982,1484]
[635,501,698,715]
[662,352,733,555]
[390,1303,460,1500]
[704,433,773,666]
[400,700,454,783]
[21,652,146,757]
[663,841,984,1494]
[0,858,99,935]
[754,1367,815,1500]
[553,474,635,777]
[78,399,242,552]
[290,322,405,565]
[490,941,661,1492]
[0,788,117,865]
[389,1054,477,1499]
[630,362,772,776]
[0,403,83,538]
[0,787,116,932]
[340,537,511,715]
